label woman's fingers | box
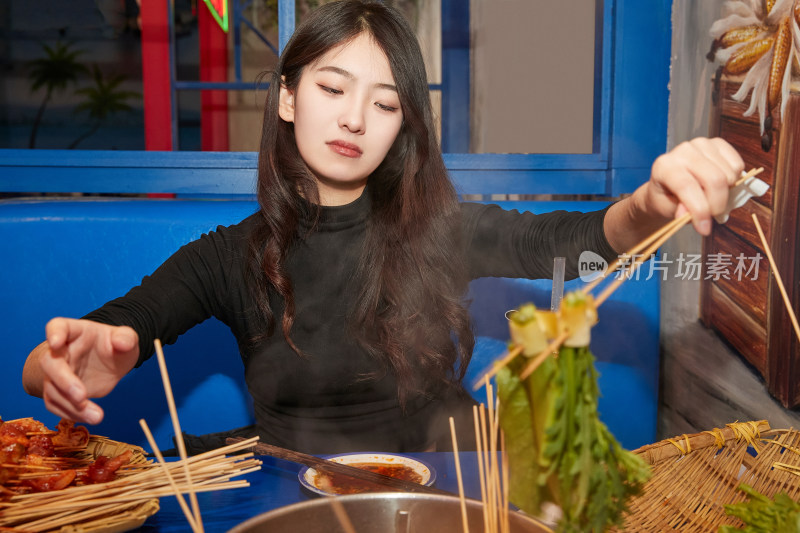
[650,137,745,234]
[35,318,134,425]
[41,317,104,417]
[42,378,104,424]
[704,137,745,180]
[39,344,87,406]
[44,317,75,351]
[110,326,138,353]
[650,158,711,233]
[682,138,744,216]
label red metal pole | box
[140,0,173,151]
[199,3,230,152]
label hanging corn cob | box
[767,0,778,15]
[708,0,800,137]
[721,25,765,48]
[768,16,792,111]
[724,38,775,75]
[496,293,650,533]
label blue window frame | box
[442,0,672,198]
[0,0,672,198]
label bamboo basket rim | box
[615,420,800,532]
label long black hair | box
[248,0,474,404]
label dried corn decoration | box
[708,0,800,134]
[723,37,775,75]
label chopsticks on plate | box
[225,438,454,496]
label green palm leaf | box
[26,41,88,148]
[69,65,141,149]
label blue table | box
[135,453,480,532]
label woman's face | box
[279,33,404,206]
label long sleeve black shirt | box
[85,193,617,453]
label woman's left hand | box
[605,137,745,252]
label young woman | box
[23,0,744,453]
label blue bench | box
[0,198,659,451]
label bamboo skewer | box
[476,167,766,386]
[1,373,259,532]
[752,214,800,343]
[21,500,153,532]
[0,481,252,517]
[593,212,691,307]
[468,377,514,533]
[139,418,199,532]
[0,444,258,504]
[484,380,497,533]
[582,168,763,295]
[592,167,765,305]
[0,440,259,508]
[0,467,255,516]
[471,345,523,391]
[450,417,470,533]
[501,433,510,533]
[153,338,204,533]
[581,213,689,295]
[479,399,492,529]
[473,405,490,533]
[591,167,763,299]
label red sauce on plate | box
[314,462,423,495]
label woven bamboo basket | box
[612,420,800,532]
[1,435,159,533]
[57,436,159,533]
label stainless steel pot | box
[228,492,551,532]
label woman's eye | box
[376,102,398,112]
[318,84,342,95]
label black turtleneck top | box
[84,193,617,453]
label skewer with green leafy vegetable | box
[496,294,650,532]
[475,167,769,531]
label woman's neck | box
[316,179,368,206]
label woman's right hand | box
[22,318,140,425]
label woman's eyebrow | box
[317,65,397,92]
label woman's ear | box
[278,84,295,123]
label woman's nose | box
[338,100,365,134]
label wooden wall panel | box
[702,79,800,408]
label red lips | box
[327,140,363,158]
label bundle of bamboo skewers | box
[1,339,263,533]
[0,435,261,532]
[446,376,545,533]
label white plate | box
[298,452,436,496]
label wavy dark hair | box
[248,0,474,404]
